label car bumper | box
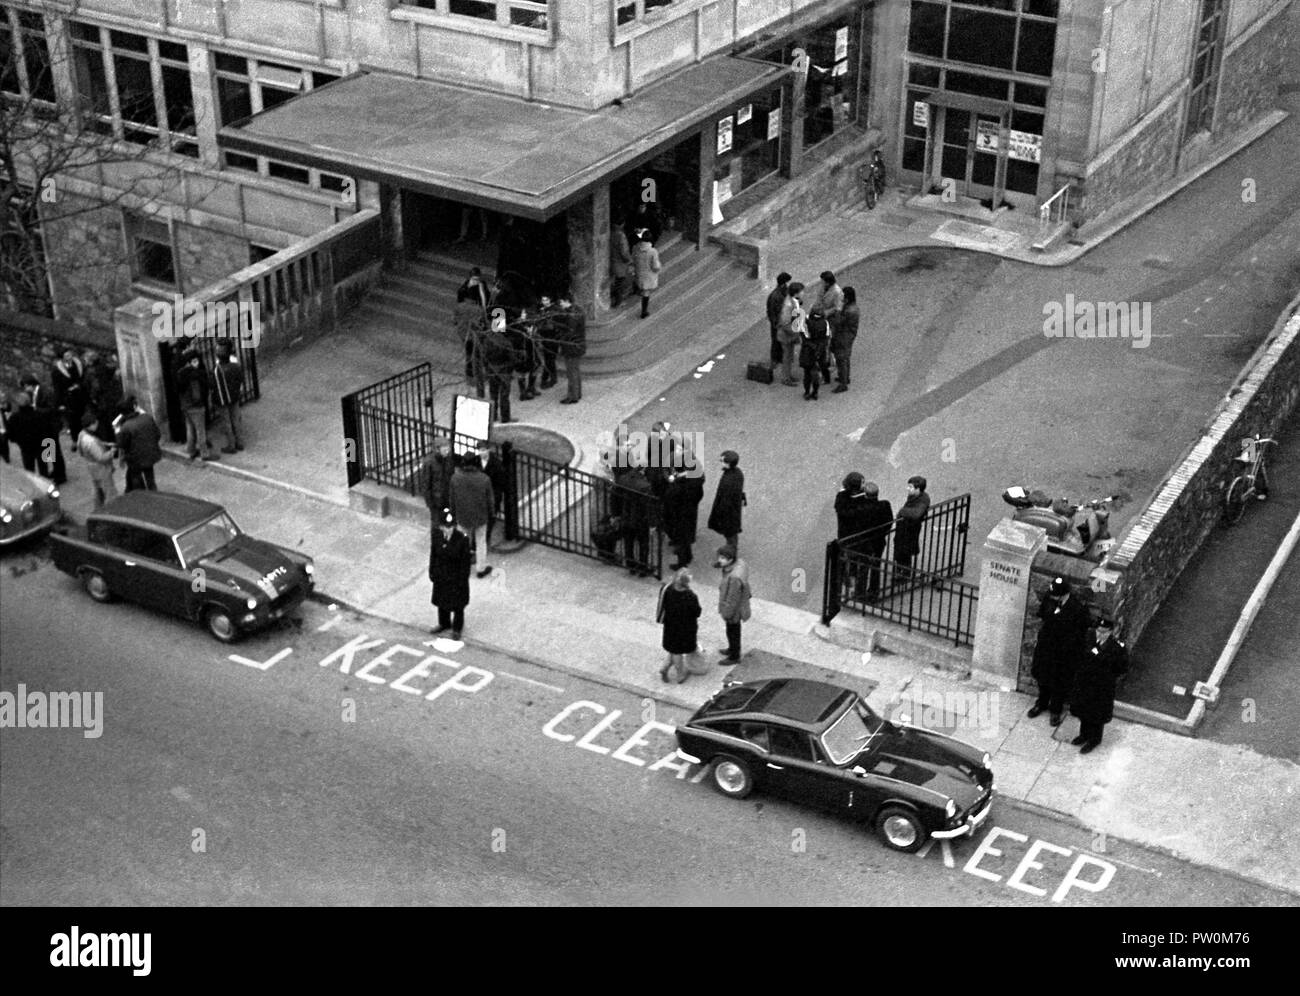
[240,583,311,629]
[931,793,993,839]
[0,508,61,547]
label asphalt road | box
[1,552,1290,907]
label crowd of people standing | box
[767,269,861,398]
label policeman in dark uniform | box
[1028,577,1090,726]
[1070,617,1130,753]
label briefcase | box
[746,361,774,384]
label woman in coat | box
[658,568,702,683]
[429,510,472,638]
[831,286,860,393]
[631,230,662,319]
[800,308,830,401]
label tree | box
[1,2,211,317]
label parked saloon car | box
[675,678,994,852]
[0,461,61,548]
[50,491,314,642]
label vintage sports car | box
[0,461,61,547]
[51,491,314,642]
[675,677,994,852]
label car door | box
[117,524,190,615]
[91,521,147,604]
[763,725,854,813]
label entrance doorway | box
[933,105,1007,207]
[610,135,702,248]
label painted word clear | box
[1042,294,1151,349]
[151,294,262,348]
[0,684,103,739]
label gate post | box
[341,391,361,487]
[821,539,842,625]
[971,518,1046,687]
[501,440,519,542]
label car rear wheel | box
[710,756,753,799]
[204,606,239,643]
[875,806,925,852]
[82,569,112,603]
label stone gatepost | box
[971,518,1047,688]
[114,296,168,428]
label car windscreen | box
[176,512,241,565]
[820,699,884,765]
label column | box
[114,296,169,429]
[188,46,220,170]
[696,127,715,246]
[566,190,606,317]
[971,518,1048,687]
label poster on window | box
[834,26,849,62]
[737,104,752,125]
[767,107,781,141]
[1007,129,1042,163]
[913,101,929,128]
[975,119,1000,153]
[832,59,848,77]
[717,116,733,155]
[714,176,733,205]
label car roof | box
[696,678,855,732]
[94,491,225,531]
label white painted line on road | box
[228,647,293,671]
[422,637,464,652]
[499,671,565,693]
[1202,333,1240,338]
[315,614,344,632]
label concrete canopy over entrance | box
[218,57,790,222]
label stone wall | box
[1105,294,1300,657]
[39,192,135,331]
[0,309,116,402]
[1080,96,1182,221]
[1213,6,1290,138]
[175,222,250,296]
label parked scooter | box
[1001,486,1116,561]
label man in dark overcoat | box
[429,509,472,639]
[662,469,703,570]
[707,449,745,550]
[1070,617,1129,753]
[1028,576,1091,726]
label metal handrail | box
[1039,183,1072,229]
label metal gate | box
[821,493,976,646]
[341,363,435,490]
[160,336,260,444]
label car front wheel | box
[204,606,240,643]
[710,756,753,799]
[875,806,925,852]
[82,569,112,603]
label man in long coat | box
[662,468,704,570]
[450,458,496,578]
[1070,617,1129,753]
[1028,577,1091,726]
[707,450,745,550]
[429,510,472,639]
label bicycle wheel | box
[1224,475,1249,524]
[1255,462,1270,500]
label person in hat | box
[1070,617,1130,753]
[1028,577,1091,726]
[713,544,751,663]
[428,508,472,639]
[707,450,745,550]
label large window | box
[70,23,197,156]
[214,53,350,195]
[1,7,55,105]
[400,0,549,31]
[126,213,177,287]
[1184,0,1225,139]
[906,0,1057,79]
[616,0,678,28]
[713,88,782,207]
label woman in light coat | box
[631,229,662,319]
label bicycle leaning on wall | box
[1223,433,1276,524]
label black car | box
[675,677,994,852]
[51,491,314,642]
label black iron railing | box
[342,363,436,490]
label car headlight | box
[0,509,10,524]
[945,798,957,819]
[46,483,59,498]
[304,562,314,576]
[245,596,258,610]
[982,752,992,770]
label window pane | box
[162,64,196,135]
[449,0,495,20]
[616,3,637,26]
[70,22,102,44]
[510,8,548,29]
[1014,81,1048,106]
[214,52,247,75]
[114,54,158,131]
[945,70,1009,100]
[909,62,941,87]
[947,9,1015,69]
[1024,0,1059,17]
[136,237,176,285]
[217,77,252,125]
[109,30,148,53]
[223,150,260,172]
[73,45,113,129]
[318,172,348,193]
[1,26,18,96]
[1010,108,1043,133]
[311,70,340,89]
[957,0,1014,9]
[267,159,309,184]
[22,29,55,102]
[159,41,188,64]
[1006,156,1038,194]
[903,135,926,171]
[1016,18,1056,76]
[908,1,946,58]
[260,85,296,111]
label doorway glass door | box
[940,108,970,194]
[970,112,1001,200]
